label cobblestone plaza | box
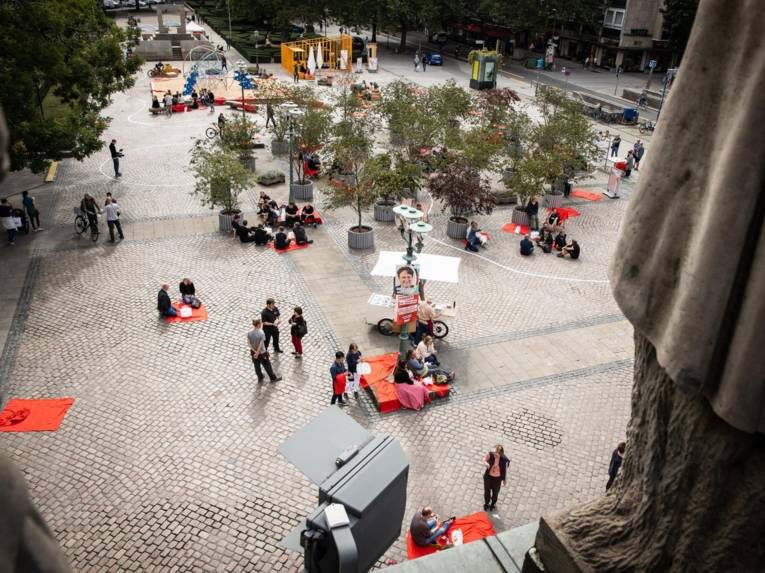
[0,47,641,571]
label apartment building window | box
[603,8,625,29]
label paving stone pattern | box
[0,61,636,571]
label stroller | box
[12,208,29,234]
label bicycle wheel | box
[206,127,218,139]
[433,320,449,339]
[75,215,88,235]
[90,225,100,242]
[377,319,395,336]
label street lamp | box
[236,60,246,118]
[392,204,432,360]
[284,104,303,204]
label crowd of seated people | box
[521,207,580,259]
[232,200,316,248]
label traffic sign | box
[649,59,657,69]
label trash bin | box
[536,58,544,69]
[623,107,638,123]
[525,57,537,69]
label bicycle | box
[206,124,222,139]
[74,208,100,242]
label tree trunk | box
[399,22,408,52]
[535,332,765,572]
[371,16,377,43]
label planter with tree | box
[190,137,253,232]
[428,156,496,240]
[290,99,332,202]
[324,117,377,249]
[269,107,290,155]
[364,152,422,222]
[220,114,259,172]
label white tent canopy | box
[370,252,461,283]
[307,46,316,75]
[185,21,205,34]
[316,44,324,70]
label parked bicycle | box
[205,123,221,139]
[74,207,100,242]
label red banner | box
[395,295,419,325]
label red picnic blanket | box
[268,242,312,253]
[165,302,208,323]
[406,512,497,559]
[502,223,530,235]
[0,398,75,432]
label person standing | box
[109,139,123,178]
[80,194,101,237]
[248,319,282,382]
[265,102,275,128]
[0,198,16,245]
[207,89,215,113]
[606,442,625,490]
[345,343,362,400]
[526,196,540,230]
[261,298,283,353]
[483,444,509,511]
[330,351,347,406]
[103,196,124,242]
[421,53,427,72]
[288,306,307,358]
[293,62,299,83]
[164,91,173,115]
[21,191,42,232]
[414,54,420,72]
[634,141,645,170]
[624,150,635,178]
[157,284,176,317]
[610,135,621,158]
[220,54,228,71]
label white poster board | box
[371,252,460,283]
[340,49,348,70]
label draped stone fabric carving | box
[610,0,765,434]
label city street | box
[0,17,643,571]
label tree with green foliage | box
[0,0,140,172]
[662,0,700,59]
[293,102,332,184]
[189,135,253,215]
[324,116,377,230]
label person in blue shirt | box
[21,191,42,232]
[520,234,534,256]
[330,351,347,406]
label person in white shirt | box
[415,334,440,366]
[103,197,124,242]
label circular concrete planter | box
[218,209,241,232]
[511,207,530,226]
[291,181,314,202]
[544,191,564,208]
[271,139,289,155]
[447,216,469,240]
[374,200,396,222]
[348,225,374,249]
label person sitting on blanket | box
[284,202,300,227]
[535,227,554,253]
[236,220,257,243]
[157,283,177,317]
[393,361,414,384]
[292,222,313,245]
[547,208,562,229]
[416,335,440,366]
[465,221,487,252]
[554,231,567,251]
[406,349,455,382]
[267,201,280,228]
[179,278,201,308]
[410,507,455,547]
[301,204,317,226]
[558,239,581,260]
[520,234,534,256]
[253,224,272,245]
[274,226,291,250]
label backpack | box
[298,319,308,337]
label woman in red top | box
[483,445,509,511]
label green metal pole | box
[288,119,295,204]
[398,230,416,360]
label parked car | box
[425,52,443,66]
[102,0,118,8]
[429,31,448,44]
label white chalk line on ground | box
[426,236,611,285]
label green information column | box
[469,52,499,91]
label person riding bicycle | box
[638,89,648,109]
[80,194,101,236]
